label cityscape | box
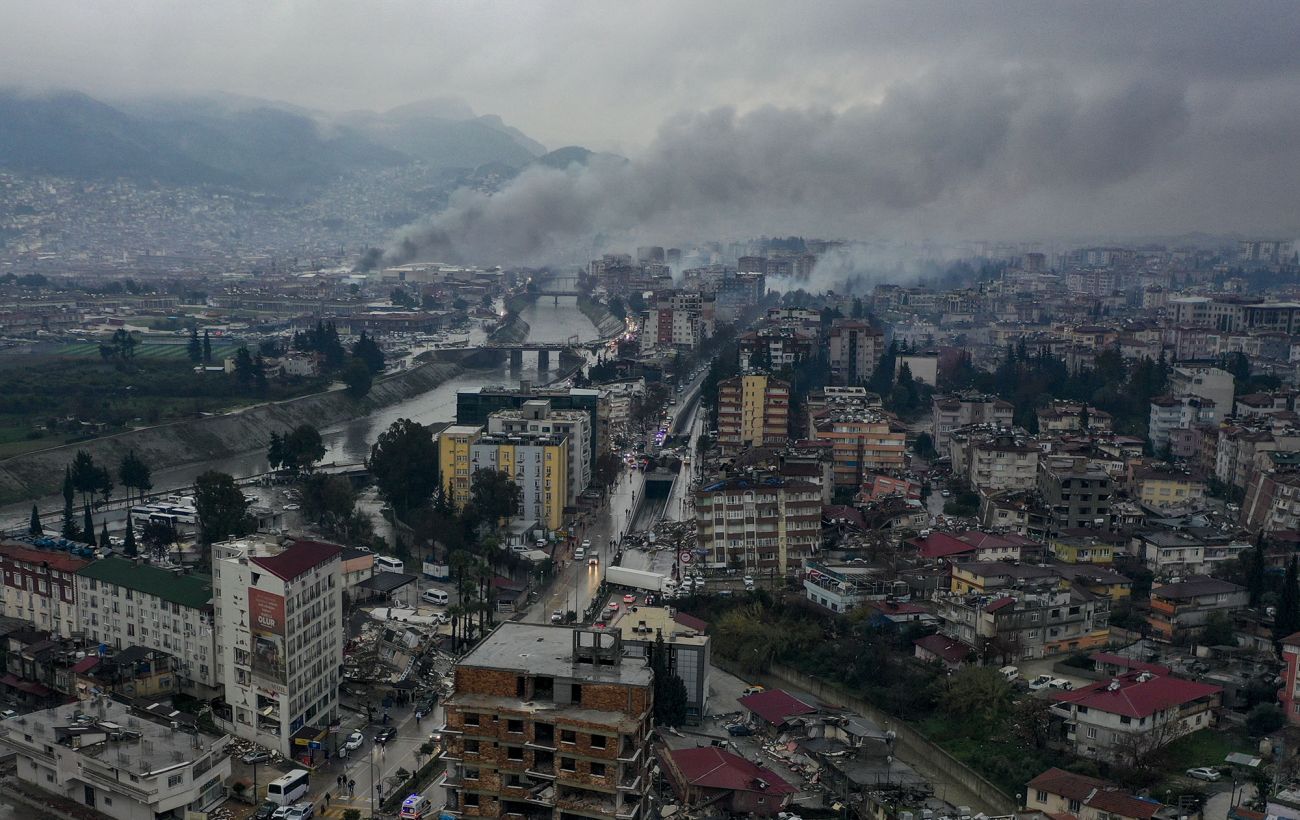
[0,4,1298,820]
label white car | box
[1048,678,1073,690]
[343,730,365,751]
[1027,674,1053,691]
[742,575,754,589]
[1186,767,1221,782]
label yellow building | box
[717,373,789,452]
[469,432,569,531]
[438,425,483,507]
[1128,467,1206,510]
[1048,533,1120,564]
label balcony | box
[618,766,642,791]
[526,760,555,779]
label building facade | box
[488,400,592,507]
[469,432,570,531]
[694,477,821,576]
[212,537,343,758]
[0,542,88,639]
[827,320,884,386]
[810,411,907,489]
[717,374,790,452]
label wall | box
[713,656,1016,815]
[0,359,461,505]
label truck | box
[604,566,667,593]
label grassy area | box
[918,712,1073,796]
[1162,728,1253,770]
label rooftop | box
[738,688,818,725]
[0,541,90,573]
[455,622,652,686]
[666,746,797,796]
[1053,671,1222,718]
[76,558,213,610]
[1150,576,1244,600]
[248,539,342,581]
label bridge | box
[479,335,593,368]
[532,272,583,298]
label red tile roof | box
[668,746,797,795]
[867,600,927,616]
[1053,671,1222,718]
[0,542,90,573]
[908,532,976,559]
[913,634,971,664]
[738,689,817,726]
[1086,789,1161,819]
[983,596,1017,613]
[674,612,708,633]
[1028,767,1107,801]
[1028,768,1163,820]
[71,656,100,675]
[250,540,342,581]
[1282,631,1300,649]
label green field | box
[51,342,242,360]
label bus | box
[266,769,310,805]
[400,794,432,819]
[375,555,405,574]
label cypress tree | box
[83,505,96,547]
[100,522,110,550]
[28,504,42,536]
[202,330,212,364]
[123,517,137,558]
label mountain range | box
[0,89,595,191]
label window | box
[507,719,524,734]
[464,713,480,727]
[590,734,607,749]
[463,739,479,755]
[560,729,576,744]
[1086,727,1097,739]
[570,683,582,703]
[464,794,479,807]
[465,767,480,780]
[560,757,576,772]
[1036,790,1048,803]
[591,762,606,777]
[167,774,184,787]
[507,747,524,762]
[1069,799,1081,813]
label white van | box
[422,588,449,606]
[376,556,405,574]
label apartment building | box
[717,374,790,452]
[1169,366,1235,420]
[1130,531,1249,578]
[1126,464,1206,510]
[694,477,821,576]
[1146,577,1248,643]
[615,607,711,724]
[1047,531,1124,565]
[470,432,570,531]
[1052,671,1222,763]
[1036,401,1112,434]
[934,587,1110,662]
[738,325,819,371]
[489,400,593,507]
[1148,395,1216,455]
[1279,631,1300,726]
[810,411,906,489]
[1027,768,1178,820]
[439,425,484,508]
[958,431,1039,493]
[75,558,218,697]
[640,291,712,353]
[1037,457,1113,534]
[0,541,88,639]
[1215,424,1300,491]
[827,320,884,386]
[439,624,653,820]
[456,385,601,471]
[212,537,343,758]
[931,393,1013,454]
[1242,468,1300,533]
[0,699,231,820]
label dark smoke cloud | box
[383,69,1202,267]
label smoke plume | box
[383,69,1204,267]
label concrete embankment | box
[0,360,463,506]
[577,295,626,339]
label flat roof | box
[457,622,652,685]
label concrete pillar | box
[510,349,524,368]
[537,349,550,369]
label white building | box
[75,558,218,698]
[212,536,343,758]
[488,399,593,506]
[1148,395,1216,454]
[1169,366,1234,422]
[0,699,231,820]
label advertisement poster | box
[248,588,287,686]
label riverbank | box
[577,294,626,338]
[0,359,464,506]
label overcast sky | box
[4,2,1300,254]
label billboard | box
[248,588,287,686]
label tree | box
[232,347,255,386]
[141,520,177,562]
[83,504,96,547]
[194,470,250,545]
[28,504,42,536]
[934,666,1013,728]
[651,633,689,727]
[202,330,212,364]
[122,516,137,557]
[467,469,522,531]
[367,418,439,517]
[1275,555,1300,646]
[352,331,385,375]
[1246,703,1285,737]
[1201,610,1237,647]
[61,468,78,539]
[118,450,152,502]
[269,424,326,475]
[100,522,110,549]
[343,357,373,398]
[1248,541,1267,608]
[187,327,202,364]
[913,432,936,459]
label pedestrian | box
[348,778,355,796]
[324,792,331,807]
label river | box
[0,296,602,529]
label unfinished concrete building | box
[439,623,654,820]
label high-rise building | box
[457,386,601,470]
[439,425,485,507]
[717,374,790,452]
[930,393,1014,455]
[76,558,218,697]
[212,537,343,759]
[694,476,822,575]
[810,411,907,489]
[827,320,884,386]
[488,400,592,507]
[469,432,570,531]
[439,623,654,820]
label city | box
[0,5,1298,820]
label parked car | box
[742,575,755,589]
[1027,674,1053,691]
[726,723,753,736]
[254,802,279,820]
[1186,767,1221,782]
[375,727,397,745]
[551,610,563,623]
[241,750,272,765]
[742,685,765,696]
[1048,678,1074,690]
[998,665,1020,682]
[344,731,365,751]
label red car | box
[622,594,637,604]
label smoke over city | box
[383,70,1203,267]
